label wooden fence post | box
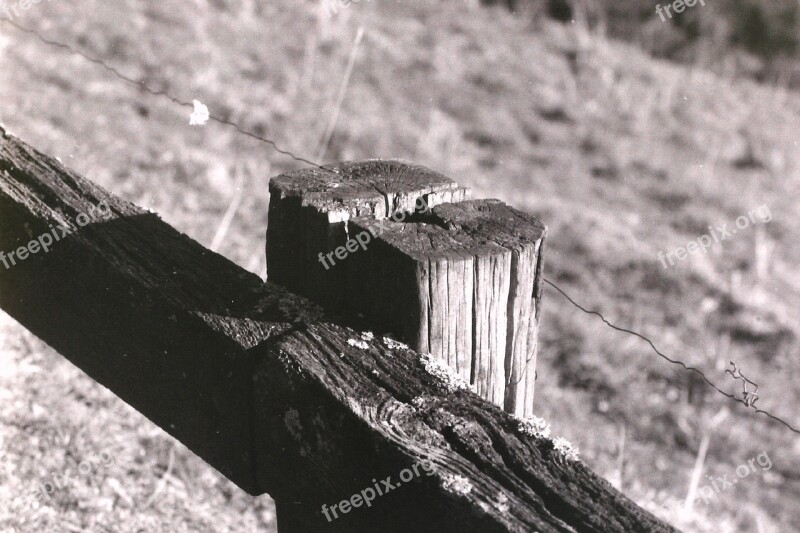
[1,131,675,532]
[267,161,546,417]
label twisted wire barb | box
[543,278,800,435]
[726,361,760,407]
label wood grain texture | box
[268,160,546,417]
[427,200,547,417]
[347,199,546,417]
[266,159,470,309]
[0,130,676,533]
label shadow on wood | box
[0,129,676,532]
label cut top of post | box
[268,159,471,221]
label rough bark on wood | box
[267,163,545,417]
[0,130,676,533]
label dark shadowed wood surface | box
[0,129,676,533]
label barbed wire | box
[2,16,798,437]
[726,361,759,407]
[543,278,800,435]
[0,17,326,171]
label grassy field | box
[1,1,799,531]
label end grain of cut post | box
[266,160,470,310]
[266,161,546,417]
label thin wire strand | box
[2,15,798,437]
[0,17,328,171]
[543,278,800,435]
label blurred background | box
[0,0,798,531]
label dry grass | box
[0,1,798,531]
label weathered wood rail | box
[0,128,676,532]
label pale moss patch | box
[515,415,551,439]
[383,336,408,350]
[347,338,369,349]
[552,436,580,462]
[494,493,510,513]
[419,353,469,393]
[442,474,473,495]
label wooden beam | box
[0,129,676,532]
